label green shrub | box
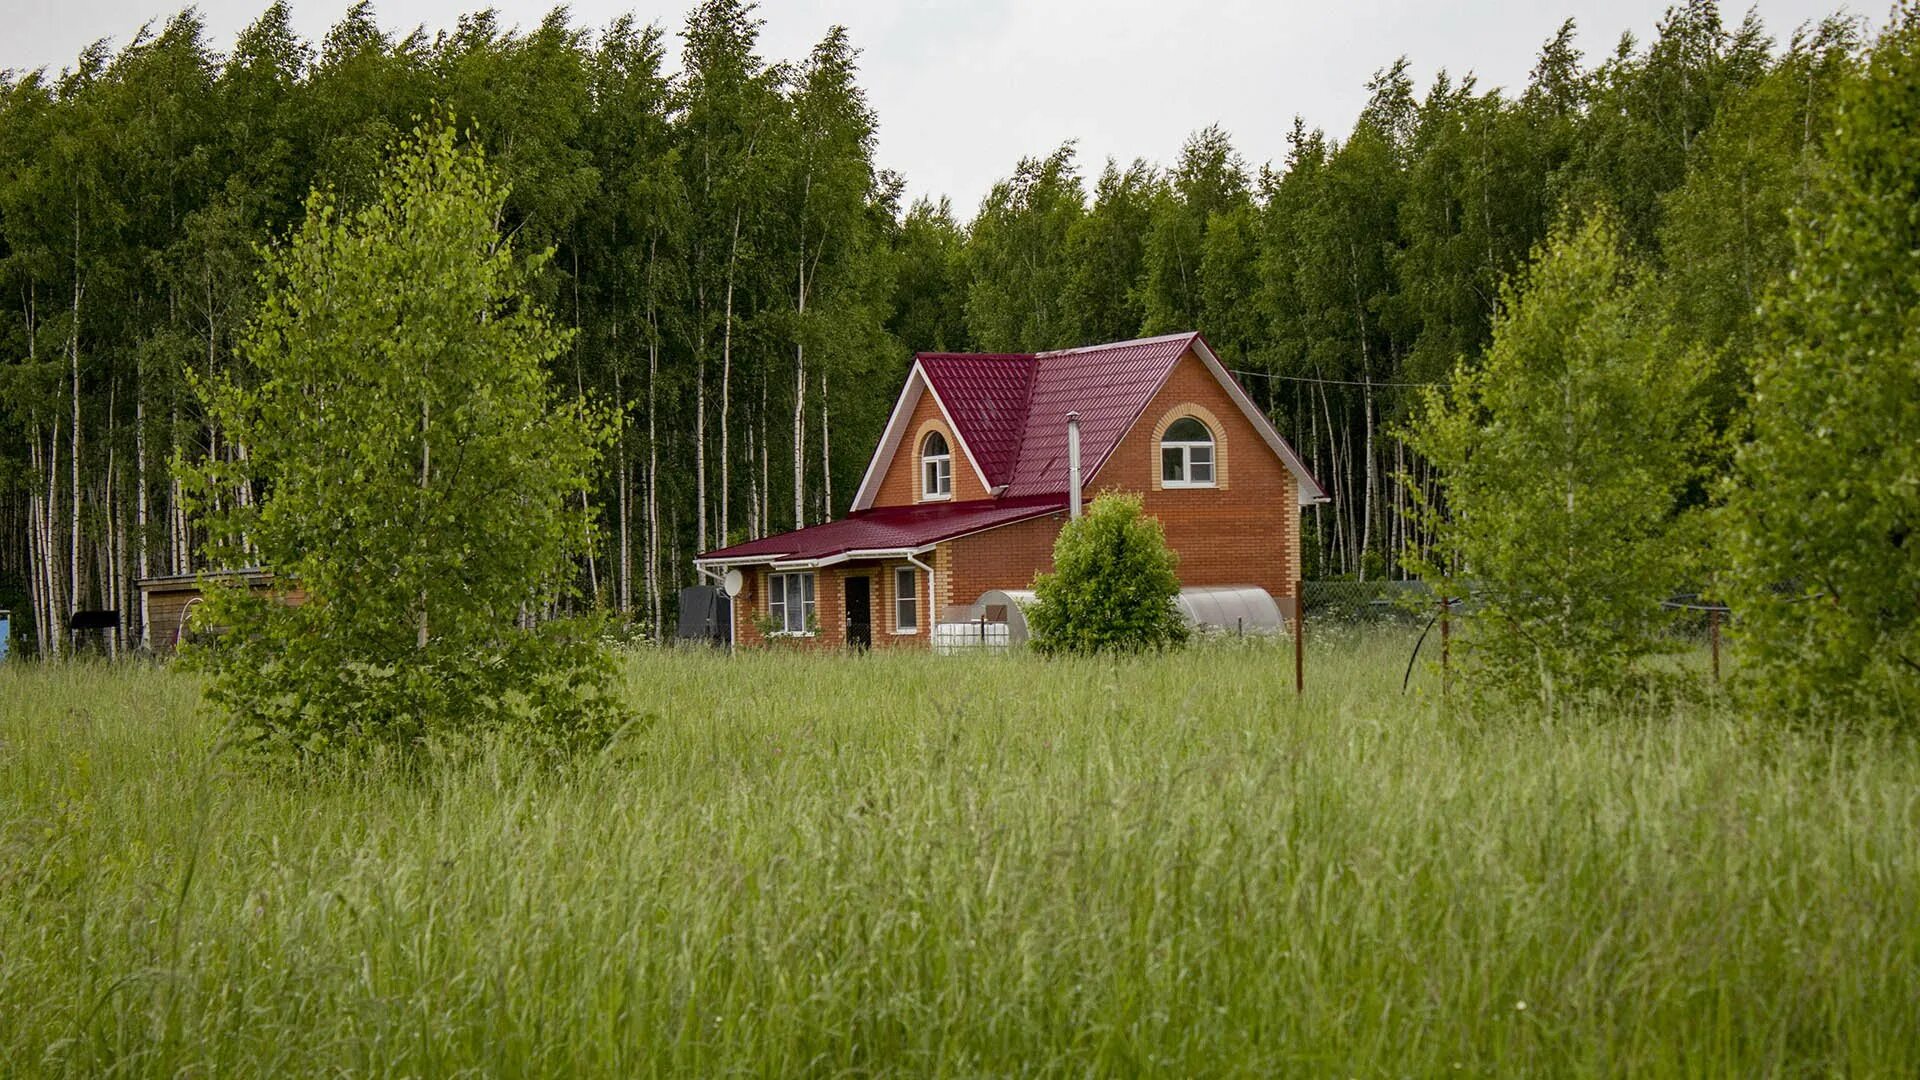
[1028,492,1188,655]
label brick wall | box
[731,562,931,649]
[1100,350,1301,602]
[924,351,1300,611]
[870,391,992,507]
[941,512,1068,612]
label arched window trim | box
[921,430,953,501]
[1160,415,1217,488]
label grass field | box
[3,634,1918,1076]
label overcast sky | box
[2,0,1869,214]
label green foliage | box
[1723,7,1920,725]
[1405,213,1709,706]
[963,144,1085,352]
[1029,492,1188,655]
[181,117,620,762]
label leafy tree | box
[963,144,1084,351]
[1028,492,1188,656]
[1723,8,1920,725]
[1140,125,1249,334]
[1659,16,1860,420]
[1405,213,1708,706]
[1066,158,1158,344]
[183,118,618,760]
[887,196,968,351]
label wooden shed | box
[135,570,303,655]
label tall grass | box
[2,636,1916,1075]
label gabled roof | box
[851,331,1325,511]
[917,354,1033,486]
[1003,332,1201,498]
[696,495,1065,566]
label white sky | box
[2,0,1868,214]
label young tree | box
[1723,8,1920,725]
[183,118,618,761]
[1405,213,1708,706]
[1028,492,1188,656]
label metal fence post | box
[1440,596,1451,698]
[1709,606,1721,684]
[1294,578,1305,696]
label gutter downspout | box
[1067,411,1083,520]
[906,551,936,632]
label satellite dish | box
[721,568,745,597]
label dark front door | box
[844,575,872,649]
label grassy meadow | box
[3,633,1918,1076]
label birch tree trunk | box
[69,219,83,628]
[820,368,832,520]
[718,210,741,548]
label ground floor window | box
[894,566,918,633]
[769,572,816,634]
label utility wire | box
[1229,368,1445,389]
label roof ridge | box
[1033,330,1198,357]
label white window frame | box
[893,566,919,634]
[921,432,953,501]
[767,571,817,636]
[1160,417,1217,488]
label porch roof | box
[696,494,1065,567]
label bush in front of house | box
[1029,492,1188,656]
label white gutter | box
[906,552,936,627]
[698,545,937,573]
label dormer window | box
[1160,416,1215,487]
[921,431,953,500]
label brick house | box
[694,332,1326,648]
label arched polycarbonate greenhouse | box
[937,585,1287,650]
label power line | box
[1229,368,1444,390]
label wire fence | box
[1293,579,1734,693]
[1300,580,1728,639]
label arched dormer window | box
[921,431,953,500]
[1160,416,1216,487]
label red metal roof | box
[916,354,1034,487]
[912,332,1200,498]
[1005,332,1199,497]
[699,495,1065,562]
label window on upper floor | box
[921,431,953,500]
[1160,416,1216,488]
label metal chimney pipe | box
[1066,411,1083,519]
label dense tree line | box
[0,0,1866,654]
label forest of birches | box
[0,0,1864,654]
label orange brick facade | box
[726,346,1301,648]
[731,561,935,649]
[1101,352,1301,604]
[871,389,991,507]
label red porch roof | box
[697,495,1065,564]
